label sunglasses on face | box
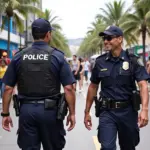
[102,35,118,41]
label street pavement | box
[0,81,150,150]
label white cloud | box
[42,0,132,39]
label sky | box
[42,0,132,39]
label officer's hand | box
[66,114,76,131]
[2,116,13,132]
[84,112,92,130]
[138,109,149,128]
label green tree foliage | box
[40,9,71,57]
[78,0,132,57]
[121,0,150,65]
[0,0,42,57]
[77,18,106,56]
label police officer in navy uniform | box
[1,18,76,150]
[84,25,149,150]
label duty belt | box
[20,93,61,104]
[101,98,131,109]
[22,100,45,104]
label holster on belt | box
[12,94,20,116]
[131,90,141,111]
[94,96,101,117]
[57,93,68,120]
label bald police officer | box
[84,25,149,150]
[1,18,76,150]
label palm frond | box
[19,4,43,16]
[19,0,39,4]
[13,11,24,32]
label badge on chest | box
[122,61,129,70]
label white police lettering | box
[23,54,48,60]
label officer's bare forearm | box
[85,83,98,113]
[2,86,14,113]
[64,85,75,115]
[138,80,149,110]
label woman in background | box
[78,57,84,92]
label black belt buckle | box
[115,102,120,108]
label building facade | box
[0,15,25,58]
[0,0,42,58]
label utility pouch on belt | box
[44,99,57,110]
[12,94,20,116]
[94,96,101,117]
[57,93,68,120]
[132,90,141,111]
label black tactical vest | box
[17,46,60,97]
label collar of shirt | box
[32,41,48,47]
[105,50,126,62]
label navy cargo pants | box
[97,106,140,150]
[17,103,66,150]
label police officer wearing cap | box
[1,18,76,150]
[84,25,149,150]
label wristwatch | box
[1,112,10,117]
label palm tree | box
[77,18,106,57]
[97,0,128,26]
[120,3,150,66]
[41,9,71,56]
[97,0,138,47]
[134,0,150,8]
[1,0,42,58]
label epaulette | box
[14,50,21,56]
[96,53,107,60]
[51,46,64,55]
[13,47,26,56]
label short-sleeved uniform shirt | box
[90,50,149,100]
[2,41,76,98]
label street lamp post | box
[19,33,22,50]
[25,19,28,47]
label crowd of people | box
[67,55,91,92]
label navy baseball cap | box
[99,25,123,36]
[32,18,53,33]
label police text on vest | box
[23,54,48,60]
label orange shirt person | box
[1,52,11,65]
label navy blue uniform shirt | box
[91,50,149,100]
[3,41,75,96]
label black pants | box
[17,103,66,150]
[97,106,140,150]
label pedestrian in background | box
[72,55,80,91]
[84,57,90,84]
[1,52,11,65]
[78,57,84,92]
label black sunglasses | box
[102,35,118,41]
